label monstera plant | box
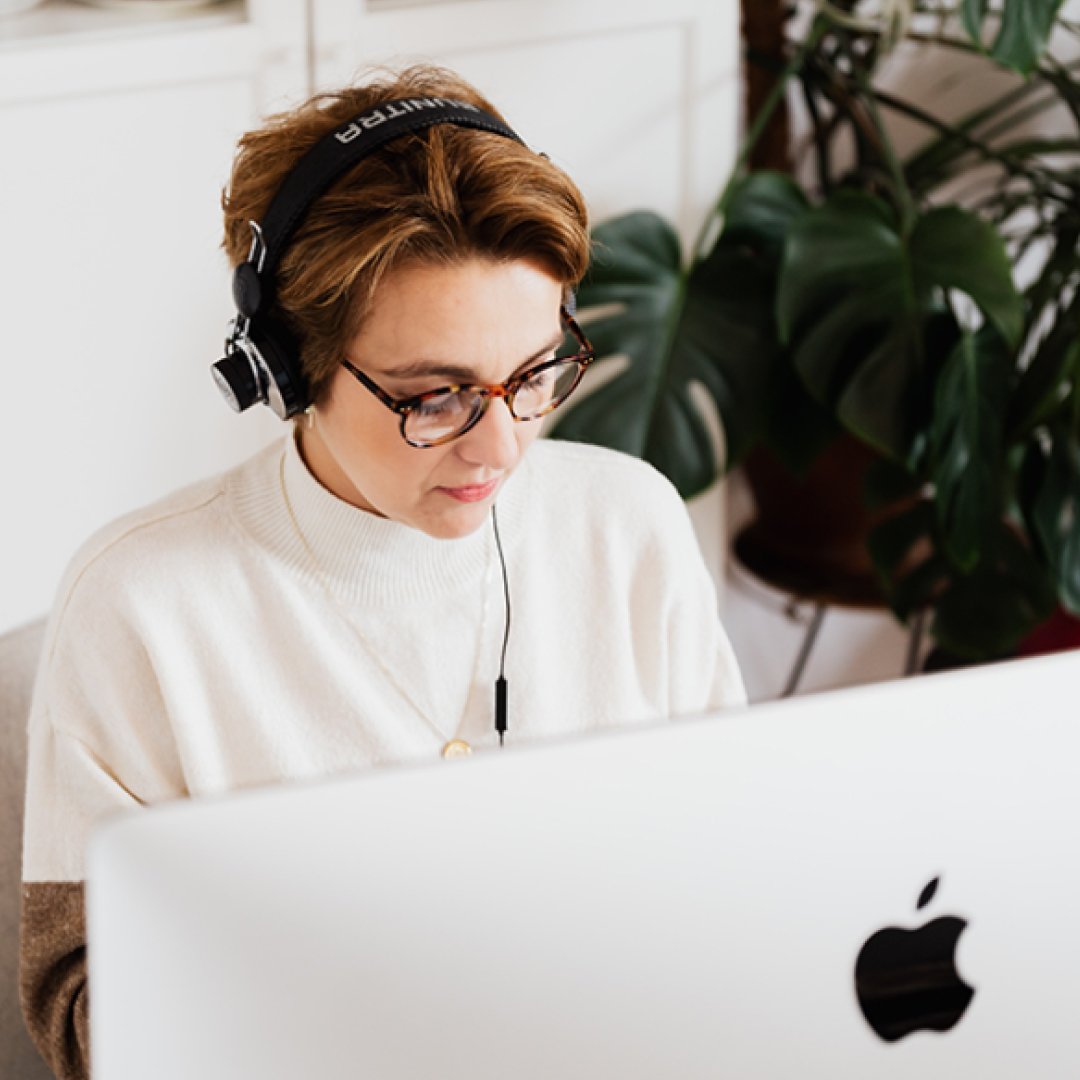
[551,0,1080,662]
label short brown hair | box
[222,65,590,405]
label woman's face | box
[299,257,564,539]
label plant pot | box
[1015,606,1080,658]
[734,435,908,608]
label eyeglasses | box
[341,306,595,448]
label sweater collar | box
[233,431,529,607]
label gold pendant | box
[442,739,473,760]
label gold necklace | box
[278,448,493,760]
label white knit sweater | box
[19,433,745,1080]
[23,434,745,883]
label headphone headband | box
[245,98,523,309]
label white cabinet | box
[310,0,739,238]
[1,1,305,632]
[1,0,738,633]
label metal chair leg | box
[904,608,929,675]
[782,602,827,697]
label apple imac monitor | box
[86,649,1080,1079]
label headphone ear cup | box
[246,314,310,420]
[212,340,264,413]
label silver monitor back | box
[87,650,1080,1079]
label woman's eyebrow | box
[378,329,566,384]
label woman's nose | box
[456,396,521,470]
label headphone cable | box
[492,504,511,746]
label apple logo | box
[854,876,975,1042]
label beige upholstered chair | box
[0,618,54,1079]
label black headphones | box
[212,96,525,419]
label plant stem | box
[798,70,834,195]
[874,89,1079,206]
[856,67,918,232]
[699,15,831,260]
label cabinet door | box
[310,0,739,239]
[0,2,307,632]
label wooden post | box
[740,0,792,172]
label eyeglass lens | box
[403,357,585,446]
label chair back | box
[0,619,54,1079]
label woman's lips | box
[439,479,500,503]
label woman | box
[20,65,745,1079]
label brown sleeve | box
[20,881,90,1080]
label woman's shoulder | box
[55,440,281,615]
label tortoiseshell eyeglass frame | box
[340,305,595,448]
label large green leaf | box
[931,523,1056,659]
[1008,246,1080,441]
[549,212,682,460]
[718,170,809,255]
[961,0,1066,75]
[1018,429,1080,612]
[960,0,989,43]
[777,194,1023,461]
[777,192,915,456]
[552,174,809,495]
[911,208,1024,345]
[928,328,1013,572]
[718,173,835,474]
[1010,334,1080,443]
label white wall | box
[1,0,301,633]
